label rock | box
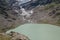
[29,3,60,26]
[0,0,60,33]
[8,31,30,40]
[20,0,52,10]
[0,32,30,40]
[0,0,33,32]
[0,10,28,32]
[0,0,60,40]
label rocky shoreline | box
[0,31,30,40]
[0,0,60,40]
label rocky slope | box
[20,0,52,10]
[0,31,30,40]
[0,0,60,40]
[30,3,60,26]
[0,0,60,32]
[0,0,53,32]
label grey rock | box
[0,0,60,33]
[8,31,30,40]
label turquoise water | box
[7,24,60,40]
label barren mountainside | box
[0,0,60,40]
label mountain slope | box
[0,0,60,33]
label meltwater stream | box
[7,24,60,40]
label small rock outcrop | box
[8,31,30,40]
[0,31,30,40]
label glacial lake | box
[7,24,60,40]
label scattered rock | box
[0,31,30,40]
[8,31,30,40]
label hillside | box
[0,0,60,32]
[0,0,60,40]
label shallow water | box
[7,24,60,40]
